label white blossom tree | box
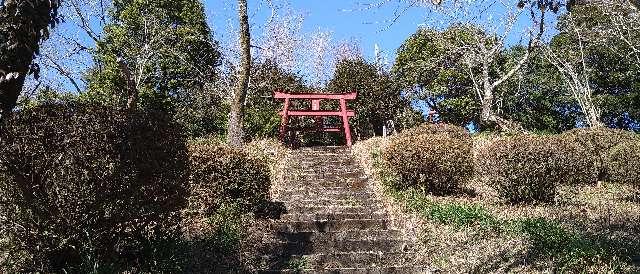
[258,1,305,72]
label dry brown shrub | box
[606,140,640,187]
[0,103,188,272]
[477,135,598,203]
[244,138,288,175]
[560,127,639,180]
[186,143,271,220]
[384,131,474,194]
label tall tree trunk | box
[117,58,138,110]
[0,0,59,120]
[228,0,251,147]
[480,88,494,123]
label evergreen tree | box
[329,58,408,139]
[85,0,222,118]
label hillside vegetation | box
[353,124,640,273]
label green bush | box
[0,103,188,272]
[477,135,597,203]
[383,129,473,194]
[560,127,639,180]
[606,140,640,186]
[186,142,271,217]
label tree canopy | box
[329,58,409,138]
[85,0,221,111]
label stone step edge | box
[259,266,435,273]
[259,251,419,258]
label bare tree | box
[27,0,109,95]
[545,37,603,128]
[335,38,363,64]
[228,0,252,147]
[595,1,640,69]
[452,1,548,131]
[305,29,334,88]
[541,2,639,128]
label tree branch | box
[42,54,82,94]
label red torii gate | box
[274,90,357,147]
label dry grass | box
[353,136,640,273]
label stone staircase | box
[257,146,429,273]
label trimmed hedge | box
[399,123,471,143]
[384,126,473,194]
[186,142,271,217]
[0,103,188,272]
[560,127,639,180]
[606,140,640,186]
[477,135,597,203]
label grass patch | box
[513,217,632,272]
[372,148,499,229]
[388,188,500,229]
[285,257,308,272]
[204,204,247,254]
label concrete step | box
[259,239,413,255]
[291,151,352,157]
[274,189,377,200]
[260,266,434,274]
[278,213,388,222]
[282,180,369,189]
[265,229,407,244]
[284,174,368,183]
[284,166,363,173]
[294,229,402,240]
[272,219,388,233]
[289,159,358,165]
[260,251,422,269]
[288,164,360,169]
[280,198,382,208]
[283,205,384,215]
[284,164,362,171]
[275,186,367,191]
[276,192,375,201]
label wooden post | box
[312,99,322,130]
[340,98,353,147]
[279,97,290,142]
[311,99,320,111]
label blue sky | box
[204,0,557,62]
[206,0,432,61]
[28,0,559,94]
